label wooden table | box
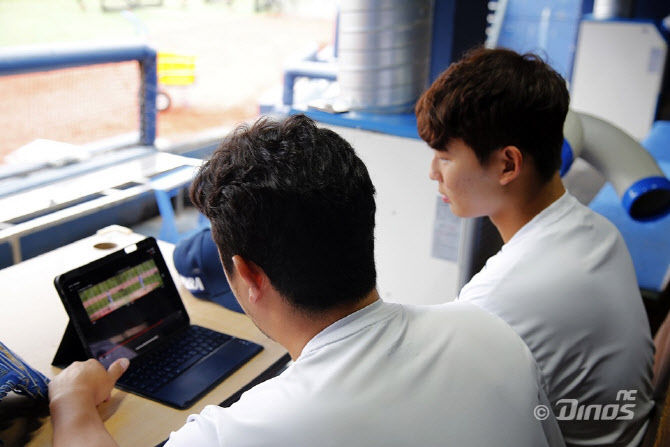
[0,225,289,446]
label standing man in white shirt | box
[415,47,654,446]
[48,114,565,447]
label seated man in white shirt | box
[415,47,654,446]
[48,114,564,447]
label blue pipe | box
[282,61,337,106]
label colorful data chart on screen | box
[79,260,163,322]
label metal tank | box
[337,0,434,113]
[592,0,633,19]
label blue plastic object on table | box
[292,107,420,140]
[150,165,209,244]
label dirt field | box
[0,5,335,162]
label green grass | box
[0,0,133,46]
[0,0,263,47]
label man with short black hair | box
[416,47,654,446]
[49,114,564,447]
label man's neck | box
[491,173,566,243]
[280,289,381,361]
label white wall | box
[326,125,460,306]
[570,20,667,141]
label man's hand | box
[49,358,129,447]
[49,358,129,407]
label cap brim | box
[209,289,244,313]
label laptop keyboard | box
[117,325,232,394]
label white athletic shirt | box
[459,192,654,447]
[165,300,565,447]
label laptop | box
[53,237,263,409]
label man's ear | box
[497,145,523,185]
[231,255,266,304]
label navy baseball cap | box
[173,227,243,313]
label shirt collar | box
[299,300,398,358]
[505,191,576,248]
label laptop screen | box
[79,257,164,323]
[56,238,188,368]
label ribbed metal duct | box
[337,0,434,113]
[593,0,633,19]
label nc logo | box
[554,390,637,421]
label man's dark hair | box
[190,114,377,313]
[415,47,570,182]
